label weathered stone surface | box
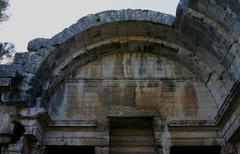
[29,9,174,52]
[22,72,35,84]
[1,1,240,153]
[43,131,109,146]
[0,78,12,87]
[8,137,25,154]
[18,81,31,91]
[48,53,217,121]
[1,91,28,104]
[0,65,17,77]
[95,147,109,154]
[23,52,43,74]
[0,105,16,134]
[27,38,52,51]
[35,48,53,59]
[14,52,28,64]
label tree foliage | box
[0,42,14,58]
[0,0,9,22]
[0,0,14,62]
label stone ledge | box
[0,136,11,144]
[43,130,109,146]
[50,120,97,127]
[43,138,109,146]
[169,120,216,127]
[0,78,12,88]
[0,65,19,77]
[1,91,28,105]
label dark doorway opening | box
[110,117,153,131]
[46,146,95,154]
[109,117,156,153]
[170,146,221,154]
[110,117,154,138]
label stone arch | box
[28,19,227,109]
[0,1,240,152]
[47,51,217,121]
[1,6,238,133]
[20,7,239,110]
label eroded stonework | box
[49,53,216,122]
[1,0,240,153]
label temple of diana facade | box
[1,0,240,153]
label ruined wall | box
[0,105,15,134]
[0,0,240,152]
[49,53,217,122]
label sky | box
[0,0,180,52]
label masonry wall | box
[1,0,240,152]
[49,53,217,124]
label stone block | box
[51,29,75,46]
[224,11,236,29]
[136,22,148,37]
[0,78,11,87]
[179,0,190,8]
[134,9,148,21]
[228,57,240,81]
[212,37,230,63]
[223,52,235,69]
[215,5,227,23]
[27,38,52,51]
[98,11,118,23]
[75,33,85,49]
[232,19,240,39]
[23,53,43,74]
[1,91,28,105]
[85,29,102,45]
[224,78,234,93]
[118,22,128,37]
[157,12,175,25]
[228,0,240,15]
[188,0,200,10]
[18,81,31,91]
[95,147,109,154]
[127,22,138,36]
[36,48,53,59]
[0,65,17,77]
[76,16,92,32]
[13,52,28,64]
[196,0,209,14]
[68,23,81,35]
[0,105,16,134]
[207,1,218,18]
[22,72,34,84]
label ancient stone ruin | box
[1,0,240,153]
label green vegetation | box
[0,1,15,60]
[0,42,15,59]
[0,0,9,22]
